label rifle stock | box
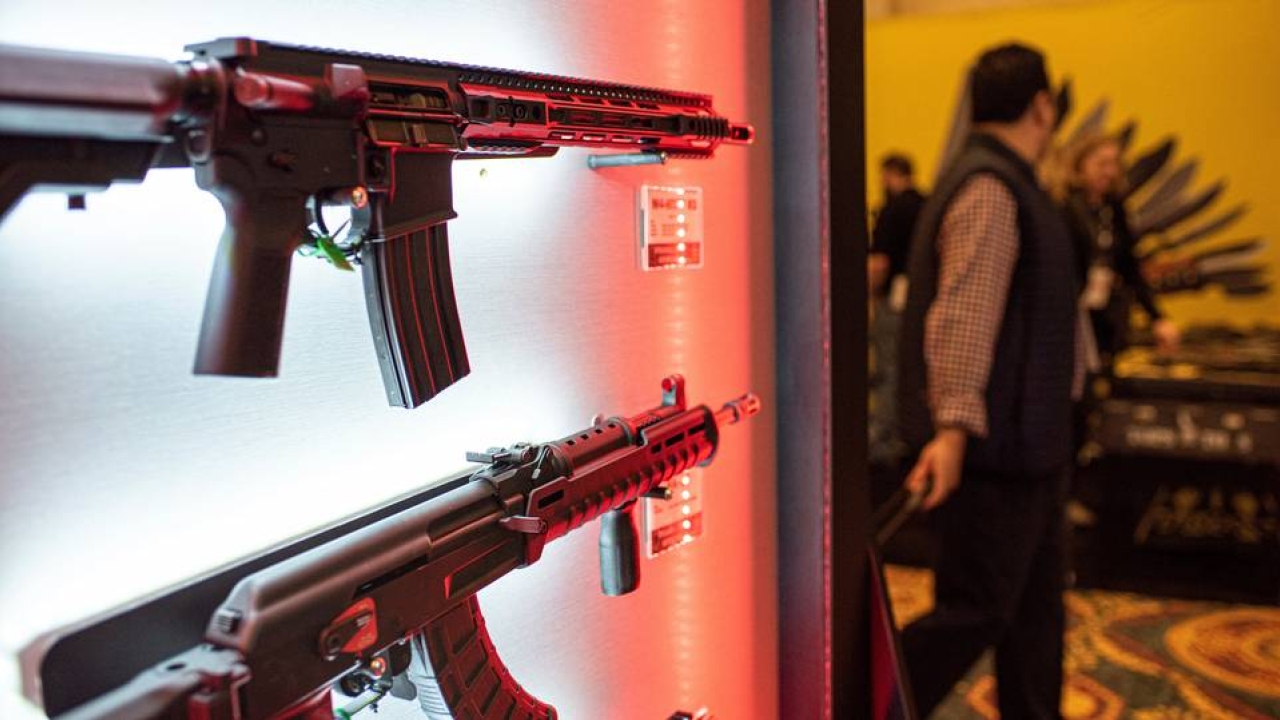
[0,137,161,217]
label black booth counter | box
[1077,325,1280,604]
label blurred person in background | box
[870,153,927,302]
[1049,133,1182,529]
[869,153,926,466]
[897,43,1081,719]
[1053,133,1180,363]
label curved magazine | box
[409,596,556,720]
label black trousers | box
[902,467,1067,719]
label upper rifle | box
[0,39,753,408]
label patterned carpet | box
[884,565,1280,719]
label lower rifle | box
[23,375,759,719]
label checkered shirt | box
[925,174,1087,438]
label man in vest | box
[897,44,1083,718]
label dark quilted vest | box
[897,134,1078,478]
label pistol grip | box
[361,223,470,409]
[194,189,306,377]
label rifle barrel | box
[715,393,762,427]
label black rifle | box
[0,40,752,408]
[22,376,760,719]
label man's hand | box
[1153,318,1181,355]
[868,253,890,296]
[905,427,967,509]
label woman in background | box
[1054,133,1180,363]
[1053,133,1180,528]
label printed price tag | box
[639,185,704,271]
[644,468,704,557]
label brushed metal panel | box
[0,1,775,718]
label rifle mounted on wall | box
[21,376,760,719]
[0,40,753,408]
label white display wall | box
[0,1,776,717]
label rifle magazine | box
[361,223,470,408]
[408,596,555,720]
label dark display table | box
[1074,326,1280,604]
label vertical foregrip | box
[193,190,307,377]
[361,223,470,409]
[408,596,556,720]
[599,506,642,596]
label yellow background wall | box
[866,0,1280,325]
